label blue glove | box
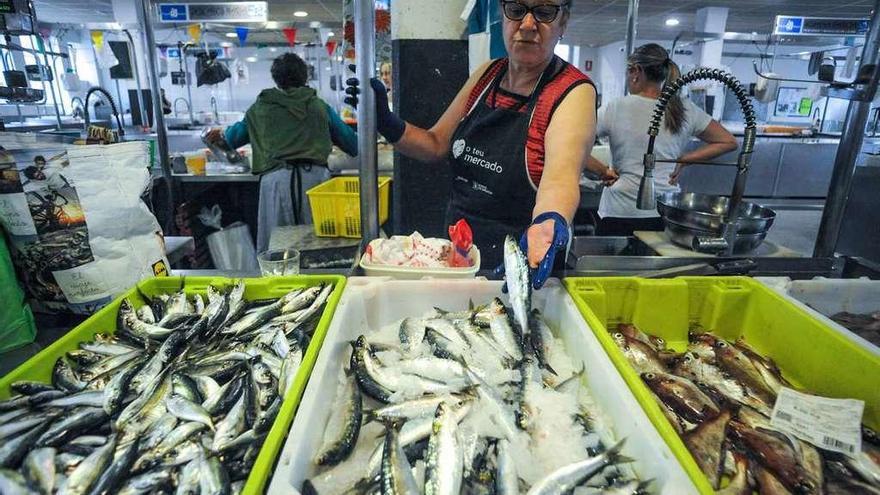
[344,75,406,143]
[496,212,570,291]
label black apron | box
[445,58,559,269]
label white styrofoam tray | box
[359,246,481,279]
[266,277,697,495]
[757,277,880,356]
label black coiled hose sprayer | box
[635,68,757,252]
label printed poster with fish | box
[0,140,168,314]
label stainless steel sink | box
[565,235,838,278]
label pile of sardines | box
[0,281,334,495]
[303,238,645,495]
[611,323,880,494]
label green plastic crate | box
[564,276,880,495]
[0,275,346,495]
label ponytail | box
[663,58,686,134]
[628,43,688,134]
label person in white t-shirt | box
[587,43,737,236]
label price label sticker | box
[770,387,863,456]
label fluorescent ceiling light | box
[220,41,233,47]
[225,32,238,38]
[665,18,680,27]
[294,11,308,17]
[265,21,280,29]
[246,56,258,62]
[327,32,334,37]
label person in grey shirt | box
[587,43,737,236]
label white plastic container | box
[266,277,697,495]
[359,246,481,279]
[757,277,880,355]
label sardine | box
[0,469,35,495]
[135,305,156,325]
[86,438,139,495]
[399,317,427,356]
[9,381,56,396]
[503,235,531,335]
[176,459,201,495]
[495,439,519,495]
[139,414,178,452]
[682,409,731,489]
[52,358,87,392]
[166,394,215,431]
[116,470,173,495]
[487,298,524,362]
[102,356,145,416]
[78,342,138,357]
[315,373,362,466]
[365,392,471,424]
[525,441,630,495]
[0,414,54,441]
[212,391,247,453]
[424,402,463,495]
[61,434,117,495]
[22,447,56,495]
[37,408,108,448]
[198,452,231,495]
[529,309,557,374]
[44,391,106,409]
[380,423,419,495]
[118,299,178,339]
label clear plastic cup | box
[257,248,301,276]
[185,152,207,175]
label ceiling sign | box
[774,15,870,36]
[159,2,268,23]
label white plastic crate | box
[757,277,880,356]
[267,277,697,495]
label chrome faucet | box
[210,96,219,123]
[70,97,84,119]
[173,97,191,118]
[812,107,823,134]
[636,68,756,255]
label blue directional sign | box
[775,15,870,36]
[159,4,189,23]
[775,16,803,35]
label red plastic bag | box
[447,219,473,267]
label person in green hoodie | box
[206,53,357,253]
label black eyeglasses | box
[501,1,569,24]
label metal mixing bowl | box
[657,192,777,253]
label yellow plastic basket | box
[306,176,392,238]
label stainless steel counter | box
[678,135,880,199]
[562,236,872,279]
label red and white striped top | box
[463,57,593,187]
